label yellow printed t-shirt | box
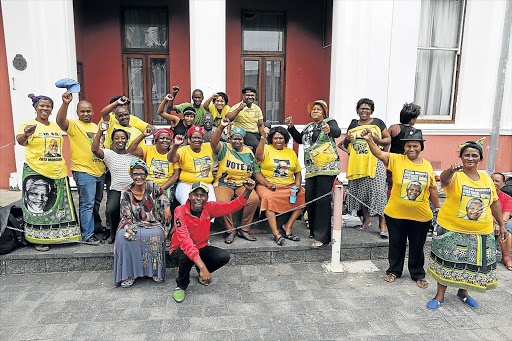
[259,145,301,186]
[384,154,436,222]
[177,143,214,184]
[208,102,230,126]
[142,145,175,187]
[228,102,263,133]
[437,171,498,235]
[102,114,144,150]
[346,124,382,180]
[18,119,67,179]
[214,142,260,188]
[66,119,105,177]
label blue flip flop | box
[457,291,478,308]
[427,298,444,310]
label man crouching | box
[170,179,256,303]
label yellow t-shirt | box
[18,119,67,179]
[66,120,105,177]
[142,145,175,187]
[99,112,148,131]
[437,171,498,235]
[177,143,214,184]
[259,145,301,186]
[228,102,263,133]
[346,125,382,180]
[384,154,436,222]
[208,102,230,126]
[102,114,145,150]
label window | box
[241,12,285,124]
[122,8,169,125]
[414,0,464,120]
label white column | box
[2,0,78,185]
[189,0,226,95]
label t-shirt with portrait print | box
[259,145,301,186]
[18,119,67,179]
[177,143,214,184]
[214,142,260,188]
[384,153,436,222]
[66,119,105,177]
[437,171,498,235]
[142,144,176,187]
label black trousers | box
[105,189,121,241]
[171,246,230,289]
[243,132,261,152]
[384,214,430,281]
[305,175,336,244]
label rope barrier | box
[0,140,15,150]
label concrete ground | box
[1,259,512,341]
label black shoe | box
[86,235,101,245]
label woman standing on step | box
[426,139,507,310]
[17,94,80,251]
[361,128,439,289]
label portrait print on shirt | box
[458,185,492,221]
[400,170,428,202]
[149,158,170,179]
[193,156,213,179]
[43,137,62,158]
[23,175,57,214]
[273,159,290,178]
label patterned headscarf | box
[229,127,246,137]
[458,137,485,158]
[153,128,173,141]
[28,93,54,109]
[129,158,149,175]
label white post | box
[325,184,344,272]
[189,0,226,94]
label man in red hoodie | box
[170,179,256,302]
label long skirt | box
[22,163,80,244]
[347,159,387,216]
[256,183,305,213]
[114,225,166,286]
[428,223,498,293]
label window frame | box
[416,0,466,124]
[241,10,287,124]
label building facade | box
[1,0,511,189]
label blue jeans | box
[72,171,105,240]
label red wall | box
[226,0,332,125]
[0,5,17,189]
[73,0,191,123]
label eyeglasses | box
[131,173,147,179]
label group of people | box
[16,85,511,306]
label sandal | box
[283,233,300,241]
[224,231,236,244]
[273,234,285,246]
[379,229,389,238]
[416,278,428,288]
[502,255,512,271]
[311,241,325,248]
[35,244,49,252]
[120,277,134,288]
[384,273,397,283]
[356,224,371,231]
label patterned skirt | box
[114,224,166,286]
[428,223,497,293]
[347,159,388,216]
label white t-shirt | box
[102,149,136,191]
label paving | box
[1,259,512,340]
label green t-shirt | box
[214,142,260,188]
[175,102,205,126]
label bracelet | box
[260,136,266,140]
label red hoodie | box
[170,195,248,262]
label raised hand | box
[172,85,180,94]
[62,90,72,104]
[220,117,230,128]
[174,135,185,146]
[262,126,270,138]
[239,102,246,110]
[24,124,37,138]
[165,93,174,102]
[117,96,130,106]
[98,122,108,133]
[285,116,293,128]
[143,126,153,137]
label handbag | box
[309,141,338,169]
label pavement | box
[1,259,512,340]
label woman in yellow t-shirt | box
[127,127,179,201]
[426,139,507,310]
[168,126,216,205]
[255,126,305,246]
[16,94,80,251]
[203,92,230,127]
[361,128,440,289]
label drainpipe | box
[487,0,512,174]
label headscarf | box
[153,128,173,141]
[28,93,54,109]
[229,127,246,137]
[129,158,149,175]
[458,137,485,158]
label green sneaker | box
[198,276,210,286]
[172,287,185,303]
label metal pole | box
[486,0,512,174]
[325,184,344,272]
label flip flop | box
[35,244,49,252]
[384,273,396,283]
[311,241,325,248]
[356,224,371,231]
[380,229,389,238]
[120,277,134,288]
[283,233,300,241]
[502,255,512,271]
[416,278,428,288]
